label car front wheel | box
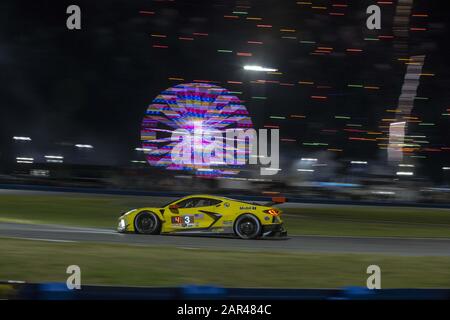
[234,214,261,239]
[134,211,161,235]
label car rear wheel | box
[134,211,161,235]
[234,214,261,239]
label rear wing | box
[264,196,287,207]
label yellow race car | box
[117,194,287,239]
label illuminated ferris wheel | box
[141,83,253,175]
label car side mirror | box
[169,204,179,212]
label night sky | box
[0,0,449,181]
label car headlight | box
[118,219,126,231]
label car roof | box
[183,195,260,205]
[183,194,228,200]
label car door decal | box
[199,210,222,229]
[171,209,220,229]
[171,215,195,227]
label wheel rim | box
[136,213,156,233]
[239,220,255,236]
[236,216,259,238]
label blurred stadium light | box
[396,171,414,176]
[243,65,278,72]
[135,147,152,152]
[75,144,94,149]
[13,136,32,141]
[16,157,33,164]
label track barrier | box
[1,282,449,300]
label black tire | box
[234,214,262,239]
[134,211,161,235]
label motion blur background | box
[0,0,449,204]
[1,1,450,296]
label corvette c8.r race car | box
[117,195,287,239]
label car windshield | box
[160,198,180,208]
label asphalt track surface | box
[1,222,449,256]
[1,189,450,256]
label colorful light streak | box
[141,83,253,176]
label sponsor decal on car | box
[239,206,256,210]
[171,215,195,227]
[171,216,183,224]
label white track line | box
[0,226,116,235]
[6,236,77,243]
